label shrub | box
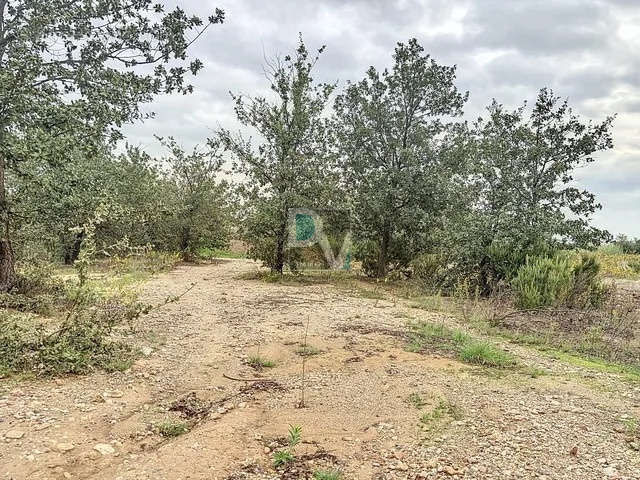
[568,254,607,308]
[157,420,189,437]
[513,254,607,309]
[512,255,573,309]
[0,299,137,376]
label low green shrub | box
[513,254,607,309]
[0,299,137,377]
[512,255,574,309]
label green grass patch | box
[458,341,516,367]
[545,350,640,382]
[408,321,516,369]
[296,345,322,357]
[247,355,276,369]
[156,419,189,437]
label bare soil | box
[1,260,639,479]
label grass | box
[458,341,516,367]
[407,321,516,368]
[407,392,428,409]
[419,399,463,431]
[156,419,189,437]
[545,350,640,383]
[593,251,640,280]
[247,355,276,369]
[272,450,294,468]
[296,344,322,357]
[314,470,342,480]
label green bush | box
[512,255,573,309]
[410,253,445,289]
[513,254,606,309]
[0,299,136,377]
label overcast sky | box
[123,0,640,237]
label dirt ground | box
[1,259,639,479]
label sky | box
[122,0,640,237]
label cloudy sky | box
[123,0,640,237]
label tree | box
[444,88,614,290]
[334,39,467,277]
[220,37,336,274]
[11,141,116,264]
[0,0,224,290]
[158,137,230,260]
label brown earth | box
[1,260,639,479]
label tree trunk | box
[64,231,84,265]
[0,153,16,292]
[377,222,390,278]
[274,215,288,275]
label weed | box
[273,424,302,469]
[156,419,189,437]
[458,341,516,368]
[247,355,276,369]
[296,344,322,357]
[420,399,463,430]
[407,392,427,409]
[521,366,548,378]
[408,321,516,369]
[273,450,294,468]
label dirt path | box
[1,260,639,479]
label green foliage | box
[408,321,515,368]
[512,256,574,309]
[221,37,337,274]
[0,0,225,290]
[247,355,276,369]
[513,254,607,309]
[273,424,302,469]
[407,392,427,409]
[157,420,189,437]
[272,450,294,468]
[314,470,342,480]
[458,341,516,367]
[335,38,467,277]
[0,304,136,376]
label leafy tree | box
[442,88,614,290]
[157,137,230,260]
[11,142,115,264]
[220,37,336,274]
[334,39,467,277]
[0,0,224,290]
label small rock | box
[141,346,153,357]
[4,429,25,439]
[442,466,459,476]
[238,402,247,408]
[94,443,116,455]
[569,445,578,456]
[263,446,271,454]
[603,466,617,477]
[56,442,75,453]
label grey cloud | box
[121,0,640,235]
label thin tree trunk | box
[64,231,84,265]
[0,152,16,292]
[377,221,390,278]
[274,214,288,274]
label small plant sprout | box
[314,469,342,480]
[247,355,276,370]
[272,424,302,469]
[156,419,189,437]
